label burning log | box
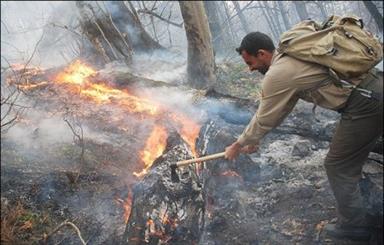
[123,131,204,245]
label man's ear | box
[258,49,268,57]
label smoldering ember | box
[1,1,383,245]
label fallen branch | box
[43,220,86,245]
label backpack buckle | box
[357,88,372,98]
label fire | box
[15,60,200,179]
[17,81,49,91]
[133,125,168,177]
[55,60,95,85]
[170,113,200,157]
[7,59,204,228]
[161,213,178,229]
[53,60,199,176]
[54,61,159,115]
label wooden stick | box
[176,152,226,167]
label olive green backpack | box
[277,15,383,83]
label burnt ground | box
[1,61,383,245]
[1,131,133,244]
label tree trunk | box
[204,1,226,55]
[294,1,309,21]
[179,1,216,90]
[277,1,291,31]
[232,1,250,34]
[363,1,383,32]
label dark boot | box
[324,223,372,241]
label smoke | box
[1,1,81,68]
[132,51,187,84]
[6,109,73,149]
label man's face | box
[241,50,270,75]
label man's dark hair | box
[236,32,275,56]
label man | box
[225,32,383,241]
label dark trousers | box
[324,69,383,227]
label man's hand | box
[225,142,242,161]
[225,142,259,161]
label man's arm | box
[225,75,299,160]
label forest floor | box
[1,60,382,245]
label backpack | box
[277,15,383,83]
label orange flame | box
[221,170,241,177]
[17,81,49,91]
[133,125,168,177]
[54,60,159,115]
[55,60,95,85]
[170,113,200,157]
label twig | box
[44,220,86,245]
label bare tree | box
[1,32,44,133]
[315,1,328,20]
[294,1,310,21]
[258,1,279,41]
[1,81,25,133]
[179,1,216,90]
[363,1,383,32]
[63,107,85,185]
[277,1,291,31]
[264,2,284,37]
[221,1,238,45]
[232,1,250,34]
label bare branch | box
[137,9,183,28]
[22,32,45,74]
[1,19,10,34]
[220,1,280,28]
[1,112,20,128]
